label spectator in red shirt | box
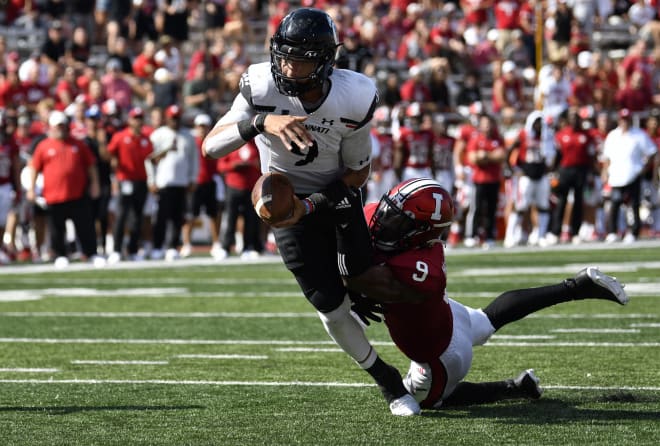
[545,108,595,245]
[26,111,102,267]
[132,40,159,80]
[463,113,506,248]
[180,114,225,260]
[107,106,153,263]
[399,65,432,105]
[493,0,521,54]
[492,60,524,113]
[101,58,133,112]
[216,139,262,259]
[0,68,26,109]
[616,70,653,112]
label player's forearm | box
[342,164,370,188]
[343,265,429,304]
[202,115,265,159]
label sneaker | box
[605,233,620,243]
[210,244,227,260]
[107,251,122,265]
[622,233,636,244]
[481,239,495,250]
[541,232,558,246]
[165,248,180,261]
[513,369,543,400]
[180,244,192,258]
[463,237,477,248]
[389,394,421,416]
[240,250,260,260]
[54,256,69,269]
[150,249,164,260]
[90,255,107,268]
[128,252,145,262]
[570,266,629,305]
[571,235,582,245]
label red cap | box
[165,105,181,118]
[128,107,144,118]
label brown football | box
[251,172,295,224]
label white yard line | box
[0,311,655,320]
[70,360,169,365]
[174,354,268,360]
[0,337,657,347]
[550,329,641,333]
[0,378,658,392]
[0,368,59,373]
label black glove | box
[348,291,385,326]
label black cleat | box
[513,369,543,400]
[569,267,629,305]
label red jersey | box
[373,131,395,171]
[494,0,520,29]
[515,129,546,179]
[107,127,153,181]
[554,127,593,168]
[380,243,453,362]
[0,140,19,185]
[465,132,504,183]
[432,135,455,171]
[0,80,26,108]
[217,141,260,191]
[31,137,96,204]
[195,135,218,184]
[397,127,434,169]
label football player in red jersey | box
[343,178,629,411]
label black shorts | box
[272,198,373,313]
[191,181,218,218]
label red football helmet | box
[369,178,455,252]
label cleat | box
[572,266,629,305]
[389,394,421,416]
[513,369,543,399]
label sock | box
[365,357,408,403]
[317,297,376,367]
[442,380,524,406]
[483,283,571,330]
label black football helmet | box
[270,8,340,96]
[369,178,455,253]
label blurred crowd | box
[1,0,660,266]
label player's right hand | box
[263,114,314,152]
[270,196,306,228]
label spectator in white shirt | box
[602,108,658,243]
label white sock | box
[317,296,378,369]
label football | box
[251,172,296,224]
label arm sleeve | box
[340,124,373,171]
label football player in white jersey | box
[202,8,420,416]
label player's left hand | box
[348,291,385,326]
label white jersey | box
[219,62,377,194]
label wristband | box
[302,198,314,215]
[237,118,260,141]
[254,113,266,133]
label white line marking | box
[485,342,660,347]
[630,323,660,328]
[1,312,655,320]
[0,379,372,387]
[0,379,658,392]
[550,329,641,333]
[0,368,60,373]
[275,348,343,352]
[0,338,657,347]
[70,360,169,365]
[174,354,268,360]
[0,312,317,318]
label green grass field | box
[0,243,659,445]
